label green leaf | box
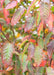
[44,32,52,47]
[19,53,28,72]
[38,38,44,49]
[2,42,14,67]
[51,6,54,12]
[46,67,54,75]
[34,46,43,66]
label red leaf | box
[1,0,4,6]
[3,8,9,18]
[52,0,54,2]
[39,60,46,67]
[29,39,36,43]
[5,18,10,24]
[5,1,18,9]
[0,24,2,31]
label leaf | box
[38,38,44,49]
[11,6,26,26]
[37,21,43,36]
[46,67,54,75]
[1,0,4,6]
[3,8,9,18]
[19,53,28,72]
[2,41,15,67]
[5,1,18,9]
[0,24,2,31]
[24,16,35,32]
[47,40,54,58]
[48,14,53,31]
[28,43,35,59]
[44,32,52,47]
[25,0,37,16]
[34,46,43,66]
[40,0,50,23]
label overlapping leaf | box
[34,46,43,66]
[40,0,50,23]
[5,1,18,9]
[24,16,35,32]
[2,42,14,67]
[28,43,35,59]
[11,6,26,26]
[47,40,54,58]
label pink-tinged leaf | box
[2,41,15,68]
[5,18,10,24]
[5,1,18,9]
[40,0,50,23]
[11,6,26,26]
[37,21,43,36]
[34,46,43,66]
[25,0,37,16]
[3,8,9,18]
[46,67,54,75]
[1,0,4,6]
[24,16,35,32]
[48,14,53,31]
[47,40,54,58]
[28,43,35,60]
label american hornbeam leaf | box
[37,21,43,36]
[34,46,43,66]
[46,67,54,75]
[44,32,52,47]
[28,43,35,59]
[39,0,50,23]
[24,16,35,32]
[5,1,18,9]
[19,53,28,72]
[25,0,37,16]
[11,6,26,26]
[2,41,15,67]
[47,40,54,57]
[38,38,44,49]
